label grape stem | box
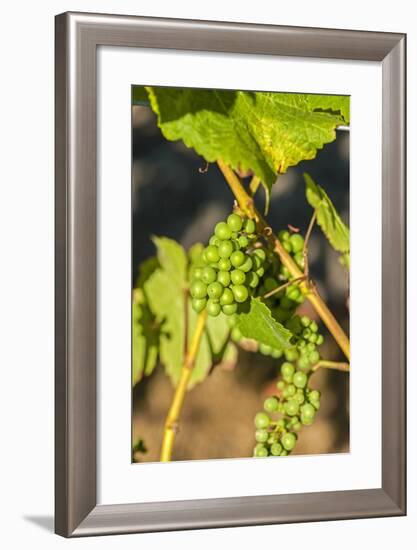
[217,160,350,361]
[160,310,208,462]
[312,360,350,372]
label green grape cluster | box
[190,213,268,317]
[253,357,321,458]
[278,230,306,275]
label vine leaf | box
[132,288,160,385]
[142,237,236,388]
[235,298,293,352]
[134,86,348,205]
[304,173,350,268]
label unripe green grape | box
[285,399,300,417]
[309,321,318,333]
[230,250,245,267]
[276,380,286,391]
[289,416,300,428]
[280,265,291,279]
[246,271,259,288]
[309,390,321,406]
[218,258,232,271]
[256,267,265,278]
[240,256,253,273]
[271,349,283,359]
[209,235,219,246]
[280,450,289,456]
[300,403,316,421]
[244,219,256,234]
[232,284,249,303]
[276,418,287,429]
[283,241,292,253]
[214,221,232,240]
[268,433,279,445]
[297,356,310,370]
[302,328,311,339]
[252,255,262,271]
[293,371,308,389]
[270,442,283,456]
[281,362,295,381]
[295,390,305,405]
[259,343,272,355]
[287,285,301,301]
[192,297,207,313]
[253,248,266,263]
[254,444,268,457]
[254,411,270,429]
[202,266,217,284]
[231,326,242,342]
[190,280,208,299]
[205,245,220,263]
[222,303,237,316]
[292,421,302,432]
[231,269,246,285]
[294,251,305,270]
[194,267,203,280]
[227,213,243,232]
[308,350,320,364]
[217,270,231,287]
[264,396,279,413]
[281,432,297,451]
[206,300,221,317]
[297,340,307,350]
[255,429,269,443]
[289,233,304,253]
[308,333,318,344]
[207,281,224,300]
[238,235,249,248]
[278,230,290,242]
[287,384,296,396]
[316,334,324,346]
[306,342,316,352]
[301,316,311,327]
[218,240,234,259]
[284,348,299,362]
[220,288,234,305]
[231,231,238,239]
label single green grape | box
[316,334,324,346]
[289,233,304,253]
[297,356,310,370]
[284,348,299,362]
[255,429,269,443]
[301,316,311,327]
[302,328,311,339]
[222,303,237,315]
[300,403,316,423]
[293,371,308,389]
[194,267,203,280]
[209,235,219,246]
[231,269,246,285]
[285,399,300,417]
[287,285,301,301]
[205,245,220,263]
[253,248,266,263]
[281,362,295,381]
[308,350,320,364]
[271,349,283,359]
[270,442,283,456]
[218,240,234,259]
[246,271,259,288]
[192,297,207,313]
[227,213,243,232]
[264,396,279,413]
[281,432,297,451]
[230,250,245,267]
[254,444,268,457]
[201,266,217,284]
[294,251,305,270]
[240,256,253,273]
[278,230,290,242]
[308,333,318,344]
[309,321,318,333]
[206,300,221,317]
[238,235,249,248]
[232,284,249,303]
[306,342,316,352]
[276,380,286,391]
[218,258,232,271]
[291,421,302,432]
[207,281,224,300]
[190,280,207,299]
[263,277,279,292]
[217,270,231,287]
[256,267,265,278]
[220,288,234,306]
[295,390,305,405]
[259,343,272,355]
[214,221,232,240]
[280,265,291,279]
[231,326,242,342]
[254,412,270,429]
[244,219,256,234]
[283,241,292,253]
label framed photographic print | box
[55,11,406,537]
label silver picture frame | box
[55,11,406,537]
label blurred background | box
[131,99,350,463]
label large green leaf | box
[304,173,350,267]
[235,298,293,352]
[135,86,347,202]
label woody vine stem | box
[159,161,350,462]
